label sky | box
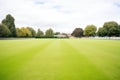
[0,0,120,33]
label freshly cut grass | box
[0,39,120,80]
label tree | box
[0,24,11,37]
[97,27,107,37]
[84,25,97,37]
[103,21,119,36]
[27,27,36,37]
[71,28,83,37]
[16,28,23,37]
[118,25,120,36]
[2,14,16,37]
[20,27,32,37]
[36,29,44,37]
[54,32,60,35]
[45,28,54,36]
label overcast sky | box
[0,0,120,33]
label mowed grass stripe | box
[59,40,111,80]
[18,40,64,80]
[0,39,54,80]
[66,39,120,80]
[0,39,120,80]
[18,39,110,80]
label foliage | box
[103,21,119,37]
[0,24,11,37]
[84,25,97,37]
[2,14,16,37]
[21,27,32,37]
[1,14,120,38]
[45,28,54,36]
[97,27,107,37]
[54,32,60,35]
[36,36,57,38]
[27,27,36,37]
[36,29,44,37]
[71,28,83,37]
[16,28,23,37]
[16,27,32,37]
[118,25,120,36]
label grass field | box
[0,39,120,80]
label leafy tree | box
[54,32,60,35]
[118,25,120,36]
[84,25,97,37]
[0,24,11,37]
[20,27,32,37]
[103,21,119,36]
[45,28,54,36]
[16,28,23,37]
[36,29,44,37]
[27,27,36,37]
[71,28,83,37]
[2,14,16,37]
[97,27,107,37]
[19,27,25,37]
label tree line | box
[0,14,120,38]
[0,14,55,38]
[71,22,120,37]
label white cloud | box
[0,0,120,33]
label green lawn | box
[0,39,120,80]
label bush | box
[35,36,57,38]
[35,36,69,39]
